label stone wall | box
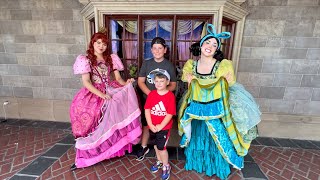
[239,0,320,140]
[0,0,85,121]
[239,0,320,115]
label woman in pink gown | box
[69,32,142,169]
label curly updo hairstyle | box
[189,36,224,62]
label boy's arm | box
[167,63,177,92]
[167,82,177,92]
[145,109,157,132]
[145,109,153,126]
[138,77,151,95]
[156,114,173,131]
[138,61,151,95]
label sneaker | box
[150,160,163,173]
[70,164,77,171]
[136,146,149,161]
[161,165,171,180]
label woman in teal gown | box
[178,24,261,179]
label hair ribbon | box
[199,24,231,49]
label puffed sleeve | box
[111,54,124,71]
[181,59,194,82]
[73,55,91,75]
[216,59,236,86]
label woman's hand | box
[125,78,135,85]
[186,73,193,84]
[98,92,111,100]
[225,72,233,83]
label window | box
[81,0,247,86]
[141,17,173,61]
[104,15,212,81]
[221,17,236,60]
[89,18,95,37]
[104,16,138,79]
[95,15,239,100]
[174,17,212,99]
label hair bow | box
[199,24,231,49]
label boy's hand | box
[155,124,163,132]
[149,124,158,133]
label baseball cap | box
[148,68,170,81]
[151,37,166,47]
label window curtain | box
[113,20,206,62]
[177,21,206,62]
[122,31,137,60]
[116,20,204,34]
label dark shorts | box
[149,129,170,150]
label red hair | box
[86,32,113,70]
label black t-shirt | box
[138,58,177,91]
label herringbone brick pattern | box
[3,119,320,180]
[38,148,243,180]
[0,125,68,180]
[250,145,320,180]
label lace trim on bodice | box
[91,62,110,84]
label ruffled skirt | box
[181,82,261,179]
[70,83,106,138]
[73,84,142,168]
[183,100,244,179]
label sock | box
[163,164,170,170]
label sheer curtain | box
[115,20,204,60]
[177,21,205,64]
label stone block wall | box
[239,0,320,140]
[0,0,85,121]
[239,0,320,116]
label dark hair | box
[154,73,169,80]
[189,37,225,61]
[151,37,166,48]
[189,42,201,56]
[214,49,224,61]
[86,32,113,69]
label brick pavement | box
[36,145,320,180]
[250,145,320,180]
[1,119,320,180]
[0,122,68,180]
[37,148,243,180]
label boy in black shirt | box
[136,37,177,161]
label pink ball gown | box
[70,54,141,168]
